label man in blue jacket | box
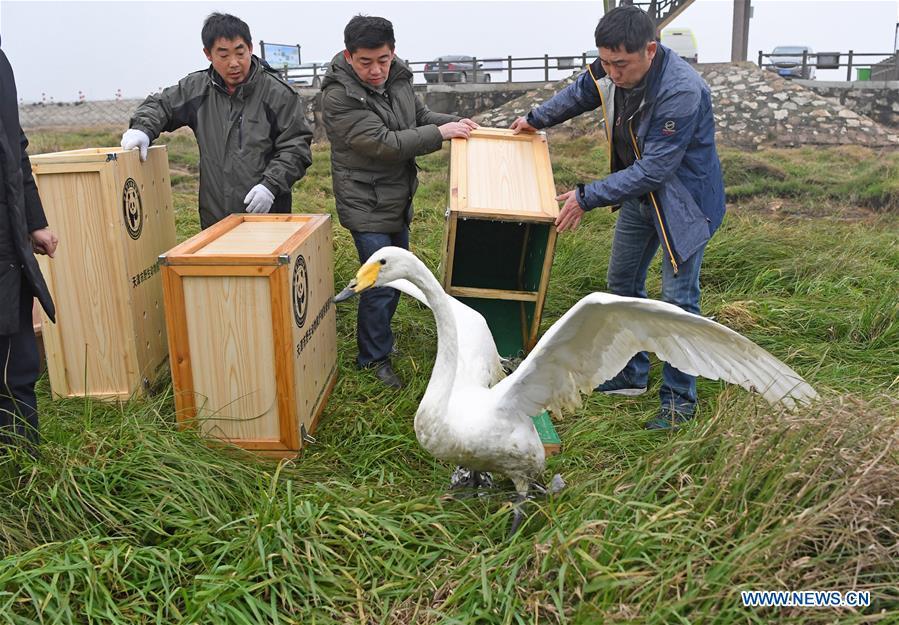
[511,6,725,430]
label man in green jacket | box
[322,15,476,388]
[121,13,313,230]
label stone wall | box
[702,64,898,148]
[476,63,899,150]
[797,80,899,129]
[414,83,547,118]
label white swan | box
[336,247,819,531]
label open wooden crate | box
[160,214,337,457]
[443,127,561,453]
[29,146,176,399]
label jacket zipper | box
[238,113,243,150]
[628,122,679,275]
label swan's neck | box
[408,259,458,406]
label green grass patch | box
[3,129,896,623]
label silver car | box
[423,56,491,83]
[769,46,816,80]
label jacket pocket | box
[373,178,412,213]
[342,172,378,213]
[659,176,711,264]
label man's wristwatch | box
[576,183,593,211]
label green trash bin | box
[856,67,871,81]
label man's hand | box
[510,116,538,134]
[555,190,585,233]
[439,120,477,140]
[244,183,275,214]
[121,128,150,162]
[30,228,59,258]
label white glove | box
[121,128,150,161]
[244,183,275,214]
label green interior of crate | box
[451,219,550,292]
[530,411,561,447]
[457,297,533,359]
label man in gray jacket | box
[322,15,476,388]
[122,13,313,229]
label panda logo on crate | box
[122,178,144,240]
[293,255,309,328]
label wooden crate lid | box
[30,146,164,165]
[449,128,558,223]
[161,214,329,266]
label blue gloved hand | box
[121,128,150,161]
[244,183,275,214]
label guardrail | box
[757,50,899,81]
[272,53,597,88]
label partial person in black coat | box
[0,39,58,454]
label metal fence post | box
[473,56,478,83]
[438,59,444,84]
[508,55,513,82]
[758,50,763,68]
[801,50,808,78]
[846,50,853,81]
[544,54,550,81]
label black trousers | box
[1,286,40,451]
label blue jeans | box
[350,228,410,368]
[606,198,707,414]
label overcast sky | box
[2,0,898,102]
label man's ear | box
[646,40,658,60]
[203,48,213,63]
[343,49,352,62]
[247,42,253,55]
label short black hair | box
[594,5,656,53]
[343,15,395,53]
[202,13,252,50]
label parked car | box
[423,56,491,83]
[768,46,816,80]
[661,27,698,63]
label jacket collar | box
[639,44,668,108]
[208,55,262,98]
[322,51,412,100]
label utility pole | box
[731,0,752,62]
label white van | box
[662,27,698,64]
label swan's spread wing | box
[385,279,503,386]
[493,293,818,416]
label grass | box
[1,129,897,623]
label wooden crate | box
[443,127,561,454]
[160,214,337,457]
[29,146,176,400]
[443,127,559,357]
